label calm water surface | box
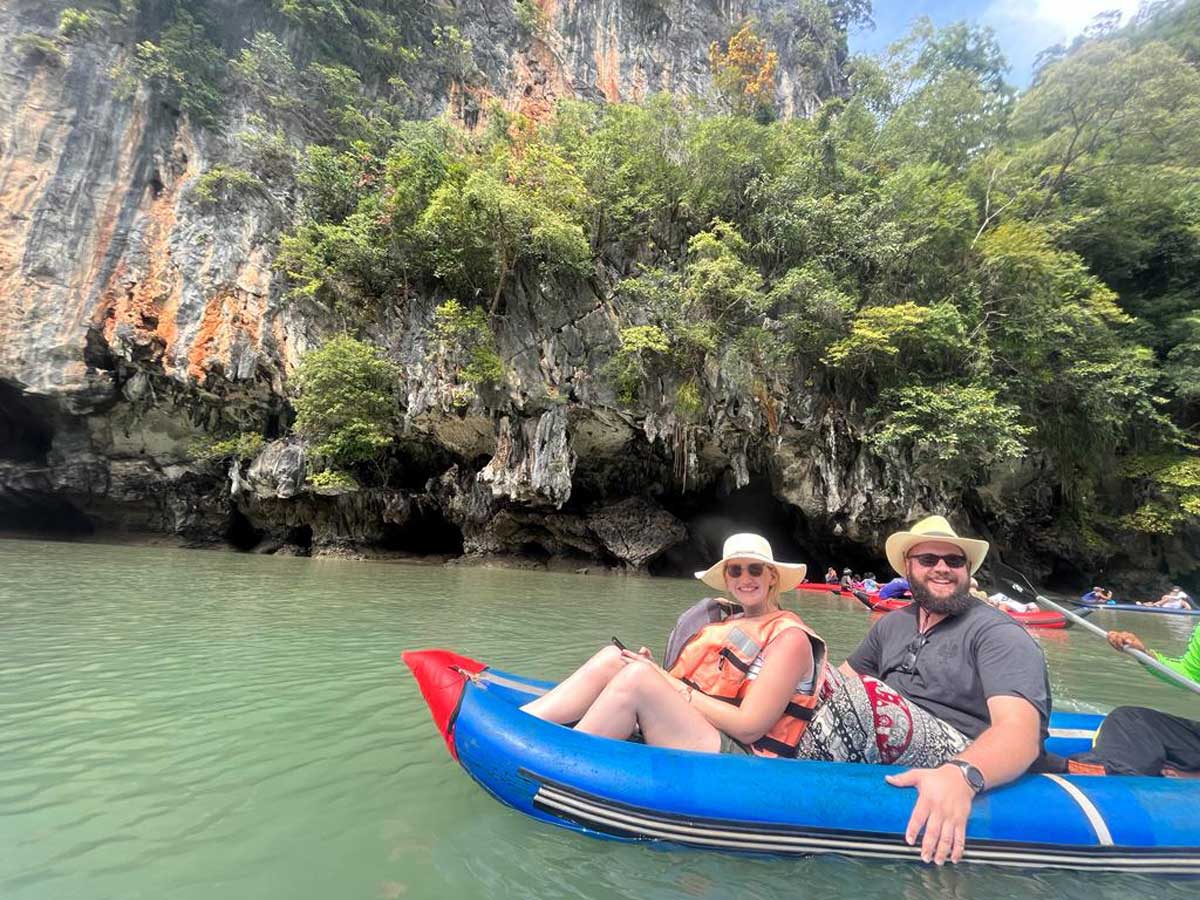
[1,539,1196,899]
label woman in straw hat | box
[522,533,829,757]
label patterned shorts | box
[796,668,970,766]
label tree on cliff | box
[709,22,780,119]
[292,335,399,478]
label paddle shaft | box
[993,561,1200,697]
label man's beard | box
[910,576,974,616]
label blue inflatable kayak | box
[404,649,1200,874]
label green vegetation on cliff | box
[271,4,1200,550]
[51,0,1200,555]
[293,335,399,475]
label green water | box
[1,538,1196,900]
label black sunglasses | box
[725,563,766,579]
[898,632,931,674]
[906,552,969,569]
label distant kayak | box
[869,596,1067,629]
[1069,598,1200,617]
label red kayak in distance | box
[793,582,1067,628]
[866,596,1068,629]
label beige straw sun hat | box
[884,515,989,576]
[695,533,808,592]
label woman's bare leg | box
[576,662,723,753]
[521,644,625,723]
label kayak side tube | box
[405,650,1200,873]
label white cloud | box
[984,0,1141,44]
[981,0,1143,83]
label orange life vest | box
[668,608,827,758]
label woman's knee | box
[605,660,661,698]
[578,644,625,683]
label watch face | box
[953,760,985,792]
[966,766,985,791]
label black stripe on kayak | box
[519,770,1200,873]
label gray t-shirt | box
[846,601,1051,742]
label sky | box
[848,0,1143,87]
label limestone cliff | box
[0,1,1180,589]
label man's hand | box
[1107,630,1146,653]
[886,765,976,864]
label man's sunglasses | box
[725,563,766,579]
[906,552,969,569]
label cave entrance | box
[226,508,264,551]
[651,478,886,581]
[651,478,810,578]
[286,524,313,553]
[378,503,464,557]
[0,493,94,536]
[0,380,54,463]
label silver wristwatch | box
[947,759,986,794]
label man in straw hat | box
[839,515,1050,865]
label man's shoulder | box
[963,602,1046,652]
[872,605,918,635]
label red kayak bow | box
[401,649,486,759]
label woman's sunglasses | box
[725,563,766,579]
[906,552,968,569]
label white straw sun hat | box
[884,515,989,576]
[694,533,807,592]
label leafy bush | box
[826,302,966,374]
[433,300,504,387]
[15,34,64,67]
[868,383,1031,481]
[514,0,543,35]
[1120,454,1200,535]
[307,468,359,491]
[292,335,398,469]
[606,325,671,405]
[191,166,266,207]
[59,8,101,40]
[199,433,266,462]
[114,8,226,125]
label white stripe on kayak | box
[1048,728,1097,739]
[1042,774,1113,846]
[533,784,1194,871]
[478,672,548,695]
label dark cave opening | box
[286,524,313,552]
[226,507,265,551]
[0,380,54,463]
[648,479,888,580]
[378,503,464,556]
[0,493,95,536]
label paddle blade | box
[990,560,1040,600]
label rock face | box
[2,1,1184,586]
[0,0,859,574]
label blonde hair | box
[764,566,782,608]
